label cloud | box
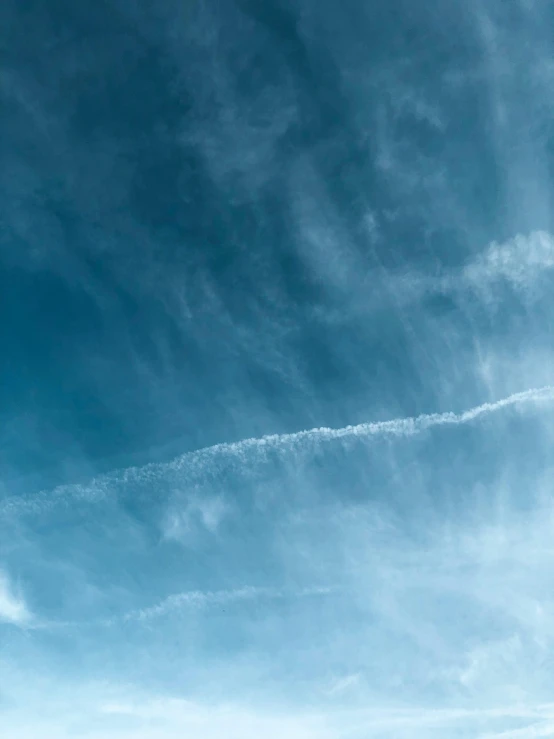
[368,230,554,313]
[464,231,554,293]
[162,493,230,542]
[5,682,554,739]
[0,676,335,739]
[122,584,332,623]
[325,673,362,696]
[3,0,554,737]
[0,569,30,625]
[3,384,553,519]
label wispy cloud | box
[366,230,554,311]
[5,681,554,739]
[3,2,554,736]
[464,231,554,293]
[0,568,30,626]
[3,385,553,518]
[162,493,230,542]
[325,673,362,696]
[122,584,332,623]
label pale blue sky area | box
[2,1,554,737]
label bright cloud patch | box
[465,231,554,291]
[0,570,30,625]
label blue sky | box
[2,0,554,736]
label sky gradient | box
[2,0,554,737]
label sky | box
[2,0,554,736]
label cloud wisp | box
[367,230,554,313]
[31,583,334,632]
[2,384,553,519]
[122,583,333,624]
[464,231,554,290]
[0,568,30,626]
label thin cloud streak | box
[32,585,334,630]
[123,584,333,623]
[2,385,554,517]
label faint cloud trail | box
[122,584,333,623]
[2,386,553,517]
[31,584,334,630]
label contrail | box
[122,584,333,623]
[2,385,553,517]
[30,584,334,630]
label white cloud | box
[339,230,554,312]
[6,685,554,739]
[96,695,330,738]
[464,231,554,292]
[4,384,554,520]
[163,493,230,542]
[0,569,30,625]
[325,673,362,696]
[122,584,332,623]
